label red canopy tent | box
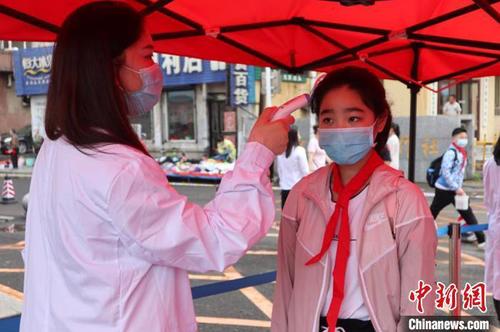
[0,0,499,180]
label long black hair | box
[494,135,500,166]
[285,126,299,158]
[310,66,392,154]
[45,1,149,156]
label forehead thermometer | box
[271,93,310,121]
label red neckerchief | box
[305,149,384,328]
[452,142,467,170]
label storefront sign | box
[159,55,227,86]
[282,73,307,83]
[13,48,252,95]
[230,64,256,107]
[13,46,52,96]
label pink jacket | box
[483,158,500,300]
[271,164,437,332]
[21,139,275,332]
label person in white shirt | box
[276,126,309,208]
[386,122,400,169]
[442,95,462,116]
[20,3,294,332]
[308,125,331,172]
[483,136,500,322]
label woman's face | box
[117,28,155,93]
[318,85,386,136]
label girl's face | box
[117,28,155,93]
[318,85,386,136]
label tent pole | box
[408,85,418,182]
[408,43,422,182]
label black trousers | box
[281,190,290,209]
[319,317,375,332]
[430,188,485,243]
[495,298,500,324]
[10,148,18,169]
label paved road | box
[0,178,498,330]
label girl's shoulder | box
[294,145,306,154]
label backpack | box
[426,149,457,188]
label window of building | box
[437,80,458,115]
[130,112,153,140]
[0,40,26,50]
[438,79,482,139]
[437,79,480,116]
[167,89,196,141]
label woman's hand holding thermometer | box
[248,94,309,154]
[249,75,321,154]
[271,93,310,121]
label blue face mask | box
[123,63,163,117]
[318,125,375,165]
[456,138,468,148]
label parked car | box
[0,125,34,155]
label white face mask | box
[122,63,163,116]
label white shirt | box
[307,136,328,172]
[276,146,309,190]
[442,101,462,116]
[21,138,275,332]
[321,186,370,320]
[386,134,400,170]
[483,158,500,300]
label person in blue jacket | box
[430,127,485,248]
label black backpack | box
[426,149,457,188]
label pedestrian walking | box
[430,127,486,249]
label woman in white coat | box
[484,136,500,322]
[20,2,293,332]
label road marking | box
[469,203,486,211]
[189,274,227,281]
[0,283,23,301]
[224,266,273,319]
[0,268,24,273]
[0,241,25,250]
[266,233,278,238]
[171,183,217,188]
[435,259,484,266]
[247,250,277,256]
[196,316,270,327]
[437,245,484,266]
[437,215,460,223]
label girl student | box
[271,66,437,332]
